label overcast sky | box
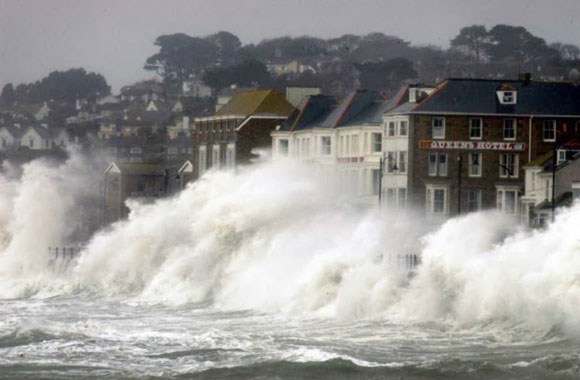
[1,0,579,92]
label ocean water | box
[1,156,580,379]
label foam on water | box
[0,153,579,336]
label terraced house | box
[271,90,395,205]
[381,77,580,218]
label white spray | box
[0,155,579,335]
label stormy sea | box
[1,155,580,379]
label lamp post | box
[552,145,557,223]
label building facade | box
[381,78,580,218]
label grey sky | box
[1,0,579,92]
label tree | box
[550,42,580,61]
[205,31,242,65]
[0,83,15,106]
[144,33,218,94]
[355,58,418,92]
[203,59,271,92]
[450,25,490,63]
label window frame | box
[543,120,556,142]
[503,119,516,141]
[468,152,482,177]
[372,132,382,152]
[321,136,331,156]
[432,117,445,139]
[428,152,448,177]
[469,118,483,140]
[426,185,449,215]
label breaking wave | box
[0,153,580,335]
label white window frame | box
[399,120,408,137]
[426,185,449,215]
[385,151,396,174]
[467,188,482,212]
[496,187,520,215]
[499,153,519,178]
[388,122,396,137]
[468,152,482,177]
[428,152,447,177]
[398,151,407,174]
[503,119,516,140]
[432,117,445,139]
[543,120,556,142]
[469,118,482,140]
[198,146,207,175]
[372,133,382,152]
[278,139,289,156]
[321,136,331,156]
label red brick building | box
[192,89,294,180]
[381,78,580,218]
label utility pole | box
[457,154,462,215]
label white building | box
[272,90,396,206]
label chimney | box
[518,73,532,83]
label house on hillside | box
[381,77,580,219]
[19,125,53,150]
[0,126,22,151]
[271,90,395,205]
[193,89,294,180]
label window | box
[499,153,519,178]
[497,188,519,215]
[1,138,6,148]
[386,188,396,207]
[226,144,235,168]
[503,119,516,140]
[29,138,34,148]
[130,147,142,154]
[557,149,566,165]
[428,152,447,176]
[397,188,407,208]
[469,152,482,177]
[198,147,207,175]
[372,133,382,152]
[468,189,482,212]
[385,152,396,173]
[279,139,289,156]
[432,117,445,139]
[543,120,556,142]
[398,151,407,173]
[371,169,381,195]
[388,122,396,137]
[212,146,220,168]
[469,118,482,139]
[426,186,449,215]
[502,91,515,104]
[346,136,350,156]
[352,135,359,155]
[339,136,344,156]
[399,121,408,136]
[321,136,331,155]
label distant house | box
[103,162,167,223]
[19,125,52,150]
[0,126,21,151]
[52,128,70,147]
[194,89,295,180]
[285,86,322,108]
[182,79,212,98]
[120,81,164,103]
[267,59,315,76]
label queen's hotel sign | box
[419,140,526,151]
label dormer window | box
[497,84,517,105]
[502,91,515,104]
[409,88,417,103]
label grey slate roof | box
[281,90,392,131]
[412,78,580,116]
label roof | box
[23,125,52,139]
[280,90,391,131]
[536,192,573,210]
[410,78,580,116]
[280,95,337,132]
[106,136,143,148]
[168,135,192,148]
[525,151,553,167]
[216,89,295,117]
[0,125,23,138]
